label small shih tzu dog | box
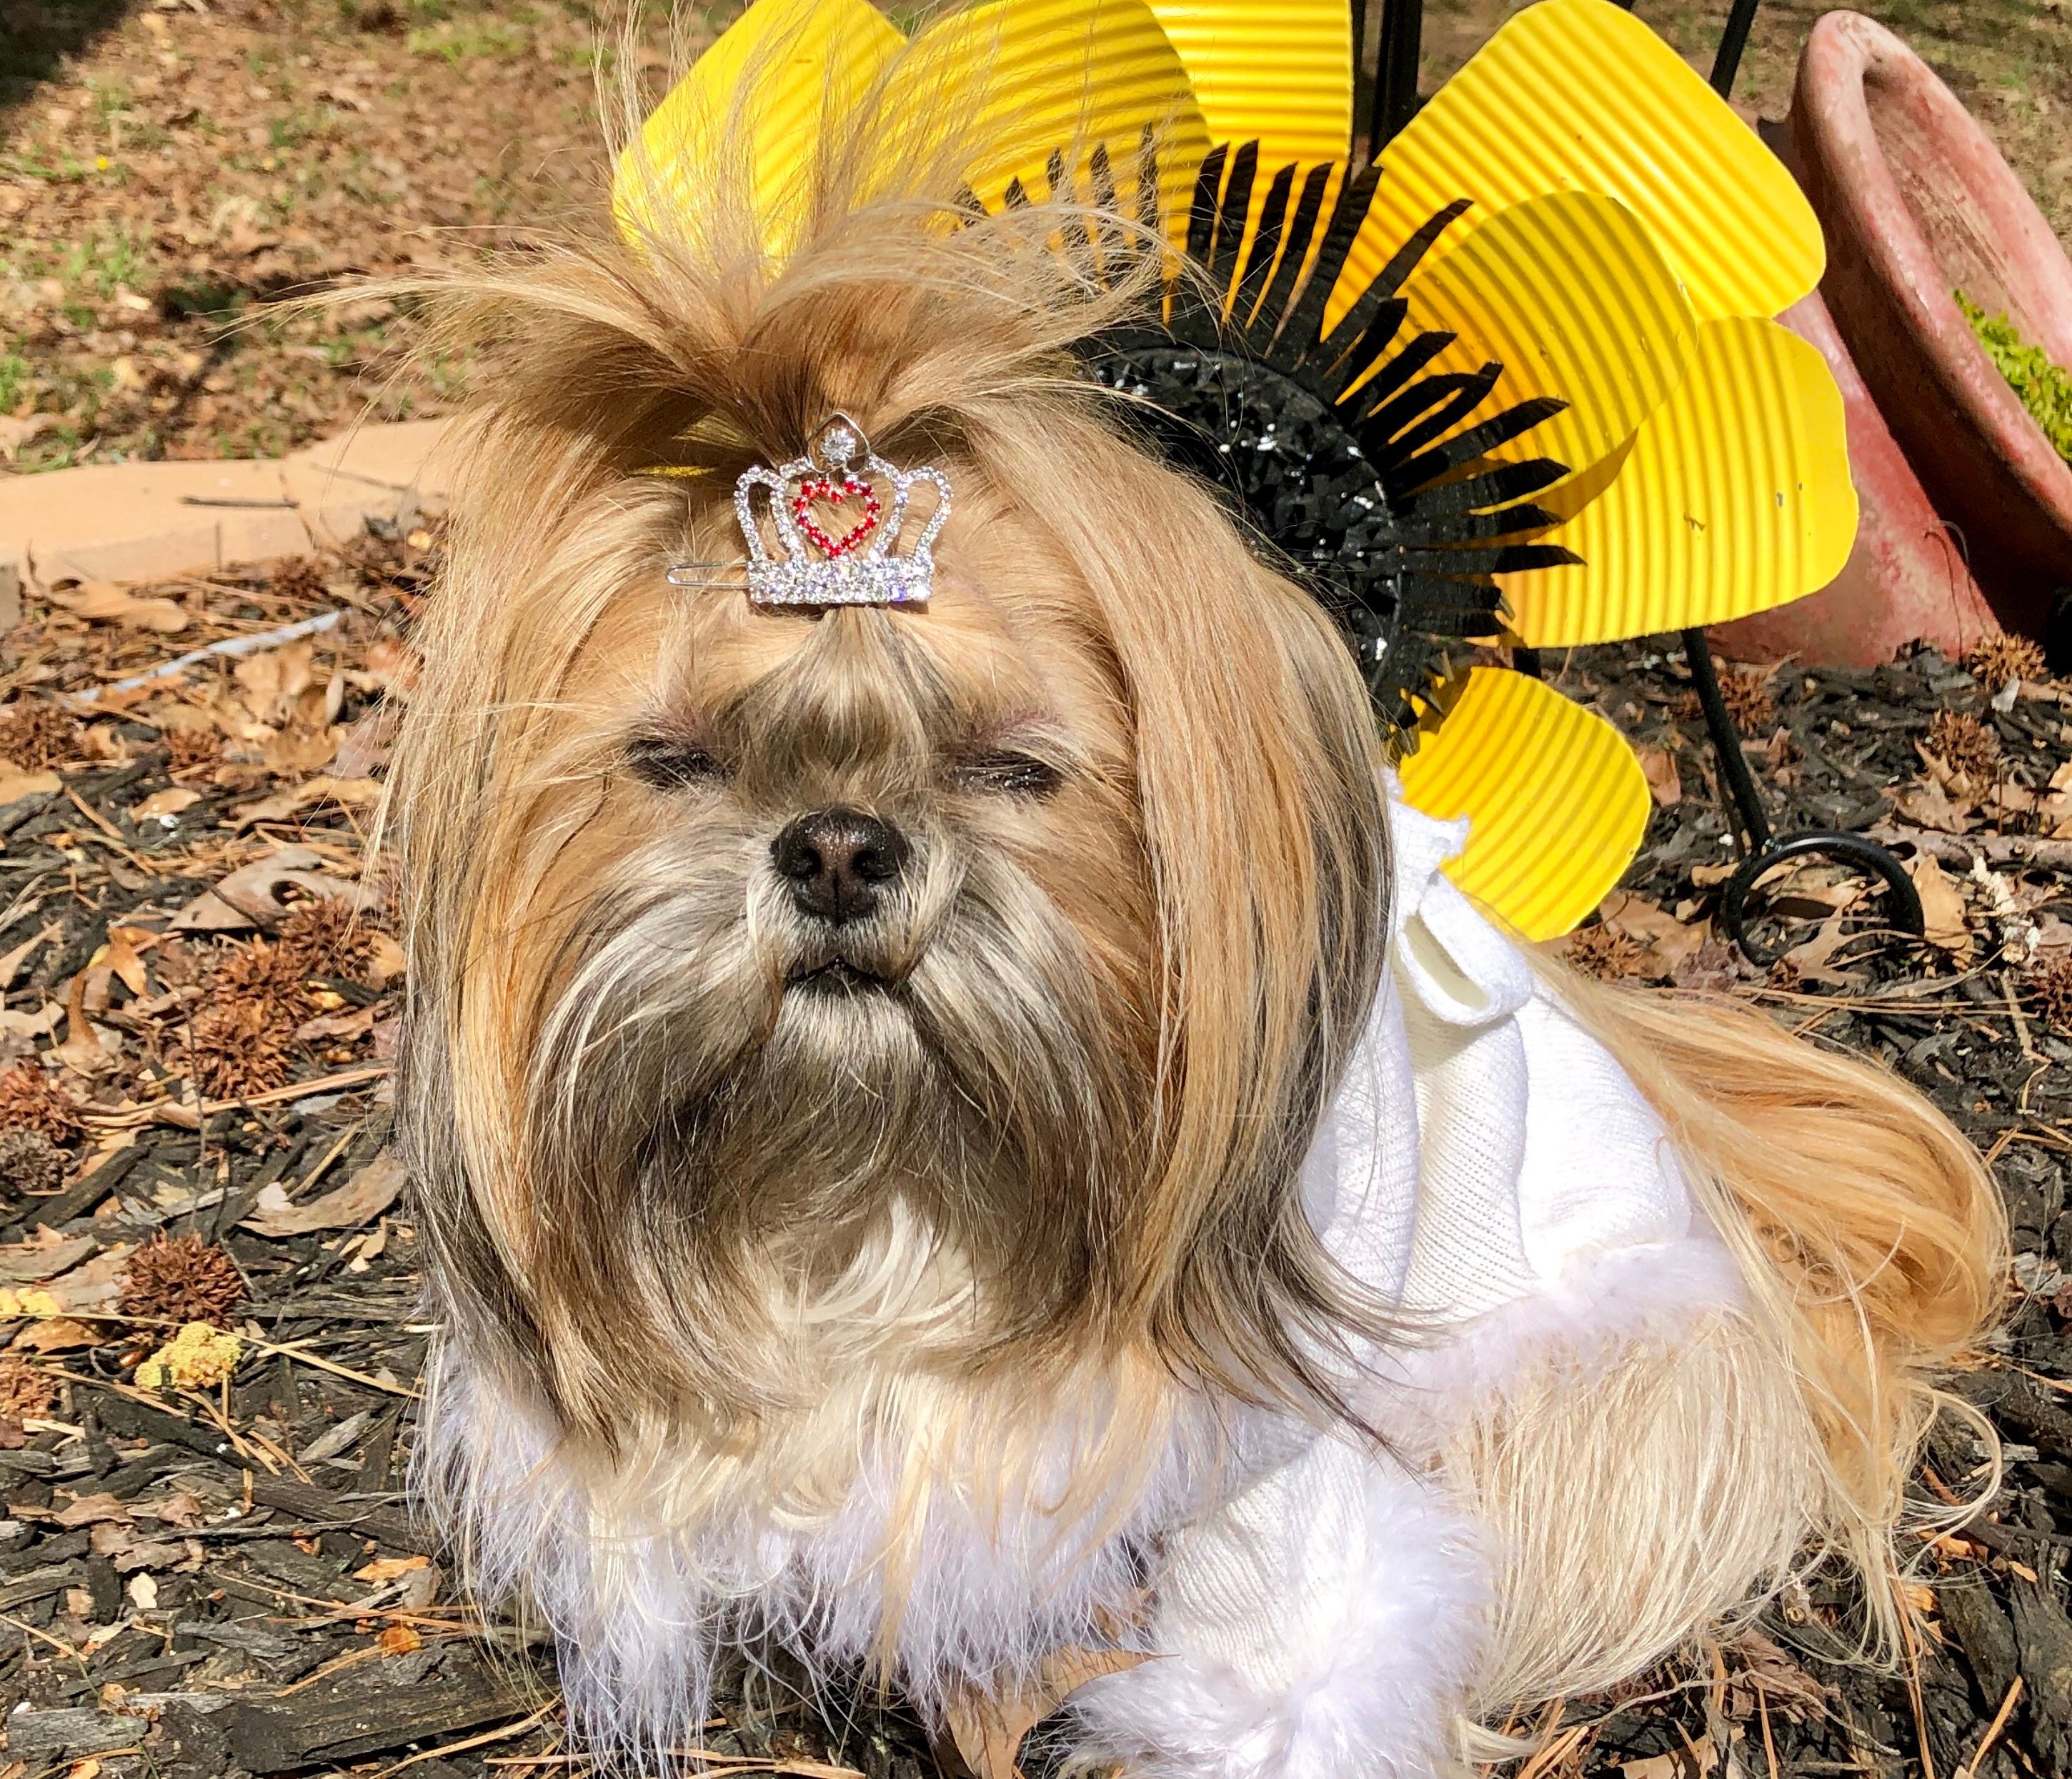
[384,11,2005,1773]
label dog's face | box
[519,476,1161,1387]
[394,271,1393,1440]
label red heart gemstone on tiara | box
[792,476,882,559]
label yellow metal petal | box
[1397,667,1649,942]
[1334,0,1822,329]
[885,0,1210,225]
[1504,317,1857,647]
[1395,191,1695,478]
[1142,0,1350,168]
[613,0,903,258]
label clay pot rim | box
[1795,9,2072,517]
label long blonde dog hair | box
[1555,967,2004,1657]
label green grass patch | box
[60,226,147,299]
[406,17,528,59]
[0,354,28,414]
[1957,289,2072,464]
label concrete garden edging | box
[0,419,454,607]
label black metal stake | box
[1373,0,1424,153]
[1673,0,1925,962]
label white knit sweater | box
[1069,789,1746,1777]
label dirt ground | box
[1,1,2068,479]
[0,0,675,475]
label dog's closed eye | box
[953,752,1064,798]
[625,729,729,789]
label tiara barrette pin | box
[728,416,951,607]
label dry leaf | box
[1780,915,1870,990]
[364,931,407,990]
[294,1004,382,1044]
[379,1623,422,1656]
[1620,1740,1711,1779]
[0,1235,96,1284]
[1595,890,1708,977]
[96,927,154,997]
[171,845,372,933]
[1891,775,1974,834]
[230,773,380,831]
[0,765,61,804]
[125,1572,158,1611]
[34,1242,134,1315]
[45,582,188,634]
[359,638,421,694]
[1907,852,1973,957]
[1633,743,1681,808]
[132,787,201,819]
[354,1553,430,1585]
[0,1002,64,1039]
[54,1490,133,1528]
[242,1150,405,1237]
[54,970,121,1076]
[0,413,61,462]
[262,724,338,775]
[11,1315,99,1351]
[942,1648,1150,1779]
[1729,1628,1829,1712]
[140,1491,206,1529]
[234,639,317,727]
[0,920,59,988]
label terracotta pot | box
[1786,10,2072,637]
[1710,290,2001,668]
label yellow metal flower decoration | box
[619,0,1856,942]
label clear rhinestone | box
[820,424,859,466]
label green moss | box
[1956,289,2072,464]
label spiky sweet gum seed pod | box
[1928,708,2001,782]
[267,556,330,604]
[0,1063,83,1143]
[184,995,298,1100]
[1564,925,1649,982]
[0,697,81,769]
[2032,955,2072,1032]
[167,728,221,772]
[1963,634,2048,693]
[0,1353,56,1422]
[276,897,377,981]
[121,1232,246,1329]
[0,1127,64,1195]
[1719,668,1778,734]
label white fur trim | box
[415,1338,1215,1760]
[1370,1235,1750,1450]
[1073,1449,1488,1778]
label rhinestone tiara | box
[730,415,951,607]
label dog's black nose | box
[770,807,909,923]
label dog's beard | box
[521,814,1143,1416]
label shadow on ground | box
[1,0,137,122]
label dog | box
[382,57,2006,1777]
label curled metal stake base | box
[1682,627,1926,962]
[1720,830,1926,966]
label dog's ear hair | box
[975,411,1395,1411]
